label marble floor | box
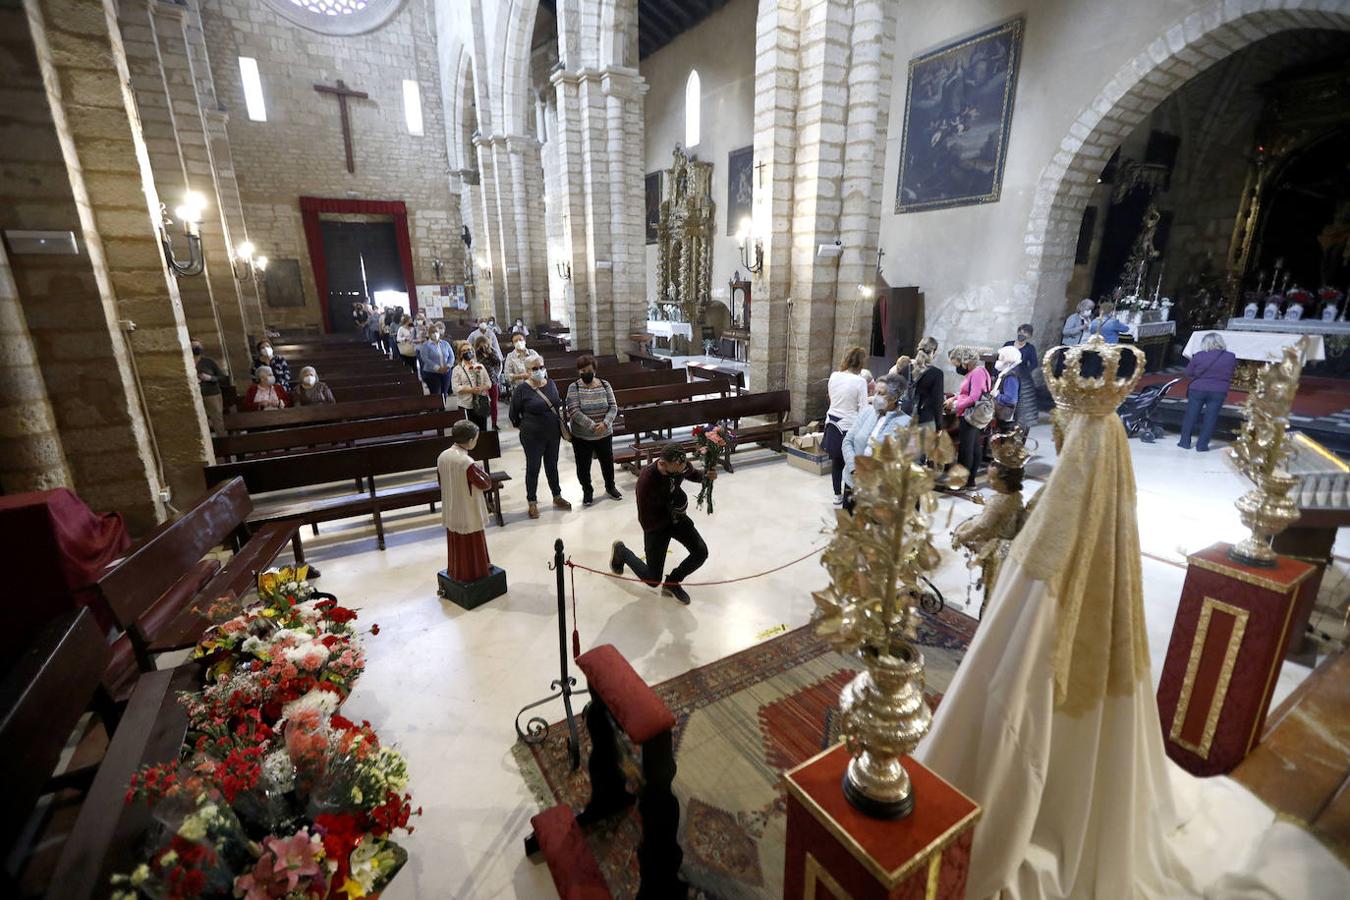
[265,421,1343,898]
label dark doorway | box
[319,220,404,333]
[1253,128,1350,292]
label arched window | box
[685,70,701,149]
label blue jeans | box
[1179,389,1225,450]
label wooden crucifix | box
[313,79,368,174]
[755,159,767,188]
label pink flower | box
[266,828,323,890]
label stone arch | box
[499,0,539,135]
[450,48,477,173]
[1020,0,1350,338]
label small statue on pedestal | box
[437,419,507,608]
[952,429,1032,619]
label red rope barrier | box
[564,542,828,588]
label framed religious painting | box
[645,171,662,244]
[894,18,1025,214]
[726,145,753,236]
[263,258,305,307]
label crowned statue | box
[952,428,1031,619]
[917,337,1193,897]
[436,419,507,608]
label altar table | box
[783,743,980,899]
[646,320,693,340]
[1182,329,1325,362]
[1226,317,1350,338]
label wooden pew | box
[213,409,465,462]
[609,381,737,438]
[1,608,110,876]
[225,394,443,432]
[627,346,673,370]
[44,665,198,900]
[542,353,621,370]
[688,362,746,391]
[94,478,296,674]
[204,432,511,550]
[615,390,800,472]
[322,382,423,404]
[555,365,686,398]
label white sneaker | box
[832,494,844,507]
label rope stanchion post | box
[512,538,587,770]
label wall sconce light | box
[857,284,875,300]
[431,251,444,282]
[735,217,763,275]
[476,255,493,282]
[160,192,206,277]
[555,260,572,281]
[233,240,268,283]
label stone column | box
[24,0,211,517]
[0,243,72,494]
[750,0,895,420]
[474,135,506,317]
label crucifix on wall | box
[313,79,369,174]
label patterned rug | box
[512,608,978,899]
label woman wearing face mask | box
[508,358,572,519]
[417,325,453,402]
[468,318,503,359]
[293,366,335,406]
[823,346,869,507]
[243,365,289,411]
[473,334,502,429]
[510,317,529,338]
[991,346,1022,433]
[565,355,623,507]
[841,374,911,509]
[396,315,419,373]
[944,347,992,490]
[252,340,292,388]
[452,340,492,430]
[191,338,227,435]
[504,334,540,391]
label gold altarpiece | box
[657,147,715,350]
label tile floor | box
[271,421,1340,898]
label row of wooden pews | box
[1,479,296,897]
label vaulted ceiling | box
[536,0,733,60]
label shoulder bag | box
[462,364,491,418]
[530,383,571,443]
[961,372,996,429]
[992,373,1017,423]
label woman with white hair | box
[992,346,1023,431]
[242,365,289,411]
[292,366,335,406]
[1177,332,1237,452]
[841,373,911,506]
[1062,299,1094,345]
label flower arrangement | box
[111,567,416,900]
[691,422,736,514]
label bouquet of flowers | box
[112,568,414,900]
[691,422,736,514]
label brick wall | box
[198,0,463,332]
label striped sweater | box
[565,379,618,440]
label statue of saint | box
[436,420,500,595]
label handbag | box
[461,364,491,418]
[529,383,571,443]
[992,373,1016,423]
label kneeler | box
[524,643,685,900]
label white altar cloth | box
[647,320,693,340]
[1182,329,1325,362]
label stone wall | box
[640,0,756,315]
[876,0,1350,383]
[198,0,463,331]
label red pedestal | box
[1156,542,1316,776]
[783,743,980,900]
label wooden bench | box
[627,346,673,370]
[213,409,465,461]
[555,366,687,399]
[687,362,745,390]
[93,478,296,677]
[607,381,737,438]
[615,390,800,473]
[1,608,111,881]
[44,665,198,900]
[225,394,443,432]
[204,432,511,554]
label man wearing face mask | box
[467,317,502,360]
[1001,323,1040,432]
[293,366,335,406]
[192,338,227,435]
[609,443,715,606]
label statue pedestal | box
[1156,542,1316,775]
[437,566,507,610]
[783,743,980,899]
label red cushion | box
[530,805,611,899]
[575,644,675,744]
[136,558,221,640]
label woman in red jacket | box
[242,365,290,411]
